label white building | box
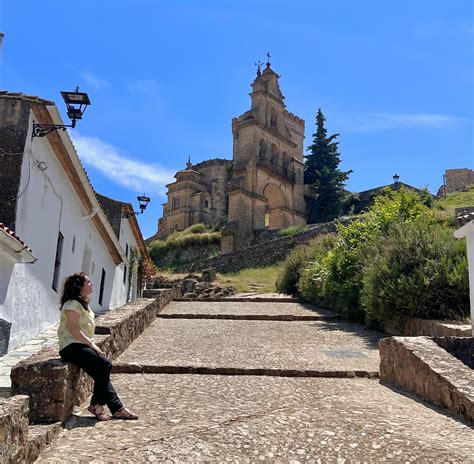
[0,92,149,354]
[454,211,474,336]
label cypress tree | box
[304,109,352,223]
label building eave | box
[0,223,37,263]
[122,204,150,260]
[454,220,474,239]
[31,104,125,265]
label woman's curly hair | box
[60,272,89,310]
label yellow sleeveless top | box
[58,299,95,351]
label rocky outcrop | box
[379,336,474,422]
[10,289,181,425]
[0,395,29,463]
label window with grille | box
[52,232,64,292]
[98,269,106,306]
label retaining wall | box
[379,336,473,422]
[187,222,340,273]
[10,288,180,425]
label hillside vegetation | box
[435,187,474,214]
[277,187,470,327]
[148,224,221,270]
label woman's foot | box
[87,405,111,421]
[112,407,138,420]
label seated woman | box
[57,272,138,421]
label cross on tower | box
[266,51,271,67]
[255,60,264,76]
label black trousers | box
[59,343,123,414]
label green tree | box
[305,109,352,223]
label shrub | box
[297,188,434,321]
[278,225,307,237]
[361,220,469,325]
[148,240,168,263]
[148,224,221,267]
[276,235,334,295]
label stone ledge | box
[112,362,379,379]
[0,395,29,463]
[10,288,181,425]
[158,313,341,321]
[379,336,474,422]
[174,297,303,303]
[27,422,62,462]
[382,317,471,337]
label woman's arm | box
[64,310,105,356]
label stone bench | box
[379,336,474,422]
[10,288,180,424]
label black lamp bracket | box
[32,121,76,138]
[122,210,144,219]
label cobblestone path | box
[38,300,474,463]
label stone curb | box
[157,313,341,321]
[112,363,379,379]
[379,336,473,422]
[27,422,62,462]
[173,297,304,303]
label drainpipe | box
[82,206,100,220]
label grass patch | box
[435,187,474,215]
[148,223,221,266]
[278,225,307,237]
[216,265,283,294]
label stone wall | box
[379,336,473,422]
[382,317,471,338]
[445,168,474,194]
[0,395,29,463]
[11,288,181,424]
[0,94,31,230]
[187,221,341,273]
[433,336,473,369]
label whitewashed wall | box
[109,217,139,309]
[0,114,122,351]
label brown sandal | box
[87,405,111,421]
[112,407,138,420]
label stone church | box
[156,59,307,253]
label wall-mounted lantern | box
[33,87,91,137]
[122,195,151,218]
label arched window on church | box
[172,197,180,210]
[282,151,289,176]
[270,107,278,130]
[270,144,278,164]
[259,138,267,158]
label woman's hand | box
[90,343,105,357]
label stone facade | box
[156,62,306,252]
[444,168,474,194]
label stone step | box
[157,313,341,321]
[27,422,62,462]
[173,297,303,303]
[112,362,379,379]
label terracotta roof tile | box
[0,223,33,253]
[0,91,54,106]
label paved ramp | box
[37,300,474,462]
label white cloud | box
[71,133,174,195]
[127,79,161,96]
[341,112,465,132]
[82,72,108,90]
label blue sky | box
[1,0,472,238]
